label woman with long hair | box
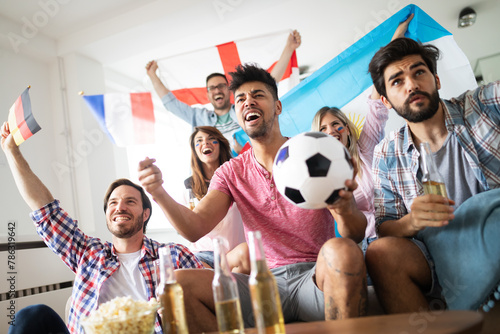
[311,105,385,249]
[311,14,412,250]
[184,126,247,271]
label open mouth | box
[202,147,213,155]
[409,93,426,104]
[245,112,261,122]
[214,95,224,102]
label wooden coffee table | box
[206,310,483,334]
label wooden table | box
[206,310,483,334]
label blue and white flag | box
[279,4,477,137]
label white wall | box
[0,49,59,241]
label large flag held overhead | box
[279,4,478,137]
[155,30,299,107]
[8,86,41,146]
[85,31,298,148]
[82,92,155,147]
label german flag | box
[8,87,41,146]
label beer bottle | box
[212,237,245,334]
[248,231,285,334]
[420,142,448,198]
[158,247,189,334]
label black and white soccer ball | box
[273,132,354,209]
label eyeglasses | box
[207,83,227,92]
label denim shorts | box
[233,262,324,328]
[361,237,378,286]
[194,251,215,269]
[410,238,443,301]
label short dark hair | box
[229,63,278,100]
[103,179,152,233]
[368,38,440,98]
[206,73,228,86]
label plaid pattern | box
[31,200,203,334]
[373,81,500,230]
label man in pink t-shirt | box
[139,64,367,332]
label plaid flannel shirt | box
[31,199,204,334]
[373,81,500,230]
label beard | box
[244,110,276,140]
[392,90,441,123]
[107,212,144,239]
[212,96,231,111]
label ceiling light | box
[458,7,476,28]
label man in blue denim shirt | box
[364,37,500,313]
[145,31,301,154]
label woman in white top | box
[184,126,247,271]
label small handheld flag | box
[7,86,41,146]
[82,92,155,147]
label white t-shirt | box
[98,250,148,304]
[190,202,246,252]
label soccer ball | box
[273,132,353,209]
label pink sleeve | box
[357,97,390,168]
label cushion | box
[416,188,500,310]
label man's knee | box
[317,238,365,283]
[176,269,213,291]
[366,237,430,282]
[320,238,363,265]
[365,237,408,267]
[17,304,61,320]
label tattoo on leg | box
[326,296,342,320]
[342,270,362,277]
[358,277,368,316]
[322,248,335,269]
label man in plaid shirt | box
[364,38,500,313]
[1,122,203,334]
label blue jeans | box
[8,304,69,334]
[194,250,215,268]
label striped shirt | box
[373,81,500,229]
[31,200,203,334]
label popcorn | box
[80,296,159,334]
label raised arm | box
[361,13,414,163]
[138,157,231,241]
[270,30,301,82]
[370,13,414,100]
[1,122,54,210]
[146,60,171,99]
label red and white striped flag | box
[155,30,299,107]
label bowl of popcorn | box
[80,296,159,334]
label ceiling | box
[1,0,499,87]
